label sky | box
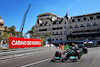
[0,0,100,37]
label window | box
[52,27,62,30]
[56,32,58,35]
[53,21,56,25]
[56,39,58,40]
[87,23,91,27]
[60,39,62,40]
[44,23,47,26]
[39,29,47,31]
[45,22,47,24]
[80,24,84,27]
[49,28,51,30]
[83,18,86,21]
[70,31,72,34]
[78,19,80,22]
[74,25,78,28]
[93,22,98,26]
[72,19,75,22]
[64,31,66,35]
[97,16,100,19]
[65,21,66,24]
[87,19,89,21]
[69,25,72,28]
[64,26,67,29]
[40,24,43,27]
[90,17,93,20]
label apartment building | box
[35,12,100,44]
[67,12,100,43]
[35,13,69,43]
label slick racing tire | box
[61,58,65,62]
[73,59,77,62]
[51,59,55,62]
[78,53,81,59]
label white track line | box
[21,58,51,67]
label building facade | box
[35,12,100,44]
[0,16,4,36]
[0,16,14,45]
[35,13,69,44]
[67,12,100,43]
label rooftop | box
[37,13,61,18]
[72,12,100,18]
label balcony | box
[52,27,62,31]
[52,24,62,27]
[73,27,98,31]
[72,31,99,35]
[53,34,63,37]
[39,26,48,29]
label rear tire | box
[73,59,77,62]
[51,59,54,62]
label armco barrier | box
[0,47,53,62]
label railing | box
[73,27,98,31]
[0,47,52,62]
[72,31,99,35]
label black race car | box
[82,47,88,53]
[51,46,82,62]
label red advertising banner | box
[9,37,41,48]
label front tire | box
[61,58,65,62]
[78,53,81,59]
[51,59,54,62]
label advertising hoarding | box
[9,37,41,48]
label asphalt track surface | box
[0,47,100,67]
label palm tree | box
[26,26,36,38]
[16,31,22,37]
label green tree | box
[26,26,36,38]
[8,25,16,36]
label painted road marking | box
[21,58,51,67]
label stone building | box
[35,12,100,44]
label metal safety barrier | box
[0,47,52,62]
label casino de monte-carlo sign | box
[9,37,41,48]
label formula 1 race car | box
[61,47,82,62]
[82,47,88,53]
[51,46,83,62]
